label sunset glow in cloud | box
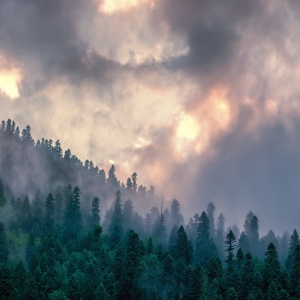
[99,0,142,13]
[0,55,23,100]
[2,0,300,232]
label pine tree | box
[131,172,137,193]
[54,188,63,226]
[21,196,33,232]
[104,272,117,300]
[225,230,238,289]
[207,256,223,283]
[238,231,252,255]
[206,202,216,238]
[89,196,100,228]
[170,199,184,227]
[263,243,282,292]
[153,213,167,245]
[0,263,12,300]
[216,212,226,261]
[249,215,260,257]
[241,253,256,299]
[44,193,55,236]
[169,225,179,257]
[11,260,27,299]
[123,199,133,231]
[226,287,238,300]
[0,222,8,263]
[195,211,216,265]
[255,289,265,300]
[289,244,300,297]
[175,225,192,264]
[119,230,142,299]
[286,229,299,273]
[109,190,123,248]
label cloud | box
[1,0,300,234]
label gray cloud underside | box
[1,0,300,234]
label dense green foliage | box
[0,119,299,299]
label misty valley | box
[0,119,299,300]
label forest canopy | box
[0,119,299,300]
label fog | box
[1,0,300,235]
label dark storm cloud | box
[153,0,264,75]
[0,0,120,93]
[188,112,300,235]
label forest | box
[0,119,299,300]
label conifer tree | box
[153,213,167,245]
[109,190,123,247]
[206,202,216,237]
[89,196,100,228]
[44,193,55,236]
[54,189,63,226]
[0,263,12,300]
[170,199,184,227]
[263,243,282,292]
[0,222,8,263]
[169,224,179,257]
[286,229,300,273]
[225,230,239,290]
[119,230,141,299]
[241,253,256,299]
[104,272,117,300]
[175,225,192,264]
[195,211,216,265]
[226,287,238,300]
[289,244,300,298]
[131,172,137,193]
[123,199,133,231]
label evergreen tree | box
[153,213,167,245]
[169,224,179,257]
[226,287,238,300]
[249,215,260,257]
[170,199,184,227]
[32,190,44,226]
[244,211,255,237]
[54,188,63,226]
[255,289,265,300]
[286,229,299,273]
[238,231,252,255]
[241,253,257,299]
[123,199,133,231]
[89,196,100,228]
[289,244,300,298]
[175,225,192,264]
[107,165,118,189]
[207,256,223,283]
[44,193,55,236]
[0,222,8,263]
[0,177,6,206]
[109,190,123,247]
[131,172,137,193]
[206,202,216,238]
[0,263,12,300]
[225,230,238,289]
[104,272,117,300]
[119,230,142,299]
[21,196,33,232]
[195,211,216,265]
[263,243,282,292]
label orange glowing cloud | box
[99,0,148,14]
[0,55,23,100]
[175,88,232,157]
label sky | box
[1,0,300,234]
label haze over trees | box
[0,119,299,299]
